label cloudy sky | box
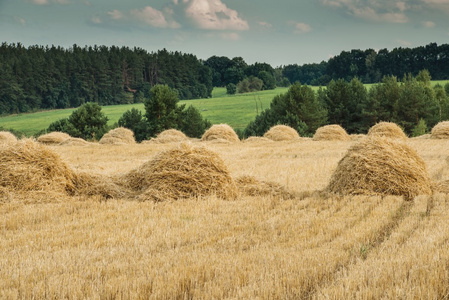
[1,0,449,66]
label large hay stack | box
[99,127,136,145]
[37,132,71,145]
[0,139,77,194]
[313,125,350,141]
[201,124,240,143]
[60,137,89,146]
[147,129,189,144]
[263,125,299,141]
[121,143,238,202]
[431,121,449,139]
[367,122,407,140]
[0,131,17,144]
[326,136,432,200]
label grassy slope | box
[1,81,447,136]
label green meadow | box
[0,81,447,137]
[0,87,290,136]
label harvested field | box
[2,136,449,299]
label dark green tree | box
[118,108,148,142]
[144,85,184,137]
[67,102,109,140]
[226,83,237,95]
[180,105,211,138]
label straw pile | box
[99,127,136,145]
[148,129,189,144]
[367,122,407,140]
[60,137,89,146]
[350,134,366,141]
[431,121,449,139]
[37,132,71,144]
[73,172,124,199]
[0,139,77,194]
[243,136,274,143]
[235,175,296,199]
[0,131,17,144]
[121,143,238,202]
[201,124,240,143]
[263,125,300,141]
[326,136,432,200]
[313,124,350,141]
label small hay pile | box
[326,136,432,200]
[263,125,300,141]
[431,121,449,139]
[0,139,77,194]
[73,172,125,199]
[150,129,189,143]
[235,175,296,199]
[201,124,240,143]
[60,137,89,146]
[350,134,366,141]
[0,131,17,144]
[99,127,136,145]
[243,136,274,143]
[367,122,408,140]
[37,132,71,144]
[121,143,238,202]
[313,124,350,141]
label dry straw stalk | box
[99,127,136,145]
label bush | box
[226,83,237,95]
[237,76,263,93]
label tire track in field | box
[296,195,410,299]
[314,194,449,299]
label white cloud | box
[397,39,412,47]
[130,6,180,28]
[15,16,27,26]
[91,16,101,24]
[320,0,409,23]
[258,21,272,29]
[422,20,436,27]
[108,9,124,20]
[293,22,312,34]
[30,0,49,4]
[184,0,249,30]
[221,32,240,40]
[30,0,69,4]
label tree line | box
[0,43,213,115]
[244,70,449,137]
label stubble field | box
[1,137,449,299]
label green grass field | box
[0,87,290,136]
[0,81,447,137]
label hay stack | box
[201,124,240,143]
[0,139,77,194]
[73,172,124,199]
[431,121,449,139]
[37,132,71,144]
[326,136,432,200]
[263,125,300,141]
[99,127,136,145]
[243,136,274,143]
[0,131,17,144]
[60,137,89,146]
[121,143,238,202]
[367,122,407,140]
[150,129,189,143]
[313,125,350,141]
[235,175,296,199]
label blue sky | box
[1,0,449,66]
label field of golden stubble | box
[1,138,449,299]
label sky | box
[1,0,449,67]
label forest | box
[1,42,449,116]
